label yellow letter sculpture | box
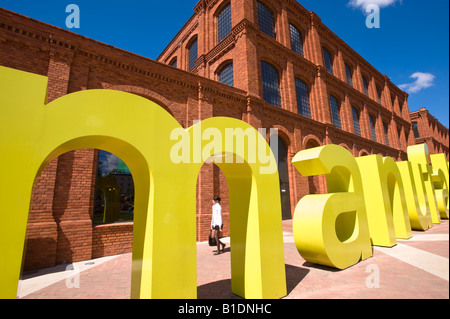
[0,66,286,299]
[355,155,412,247]
[430,154,449,218]
[408,144,441,224]
[397,160,433,230]
[292,145,372,269]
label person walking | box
[211,196,226,255]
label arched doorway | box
[271,135,292,220]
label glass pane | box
[188,38,198,70]
[295,78,311,118]
[289,24,303,56]
[94,151,134,224]
[218,63,234,87]
[257,2,276,38]
[329,95,341,129]
[322,48,334,75]
[261,61,281,107]
[217,3,232,43]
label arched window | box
[295,78,311,118]
[351,106,361,136]
[188,37,198,70]
[217,3,232,43]
[329,95,341,129]
[289,24,303,56]
[218,62,234,87]
[169,57,177,68]
[322,47,334,75]
[261,61,281,107]
[257,1,276,38]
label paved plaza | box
[18,219,449,299]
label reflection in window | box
[94,150,134,224]
[261,61,281,107]
[218,62,234,87]
[217,3,232,43]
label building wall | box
[0,2,447,271]
[410,108,449,160]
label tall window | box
[295,78,311,118]
[412,122,420,139]
[188,37,198,70]
[376,86,383,105]
[362,76,370,97]
[289,24,303,56]
[369,115,377,142]
[218,62,234,87]
[322,47,334,75]
[257,1,276,38]
[261,61,281,107]
[217,3,232,43]
[329,95,341,129]
[383,122,390,147]
[345,64,354,87]
[398,127,403,149]
[352,106,361,136]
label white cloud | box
[398,72,436,94]
[348,0,400,10]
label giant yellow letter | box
[355,155,412,247]
[0,66,286,299]
[408,145,441,224]
[292,145,372,270]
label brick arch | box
[359,149,370,157]
[339,143,352,152]
[106,85,175,117]
[302,134,322,150]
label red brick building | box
[410,108,449,158]
[0,0,447,271]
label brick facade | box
[410,108,449,160]
[0,1,447,271]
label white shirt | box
[211,203,222,228]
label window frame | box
[260,60,282,107]
[295,78,311,118]
[257,1,276,39]
[329,94,341,129]
[217,2,232,43]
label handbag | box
[208,231,217,247]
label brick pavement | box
[19,220,449,299]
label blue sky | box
[1,0,448,127]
